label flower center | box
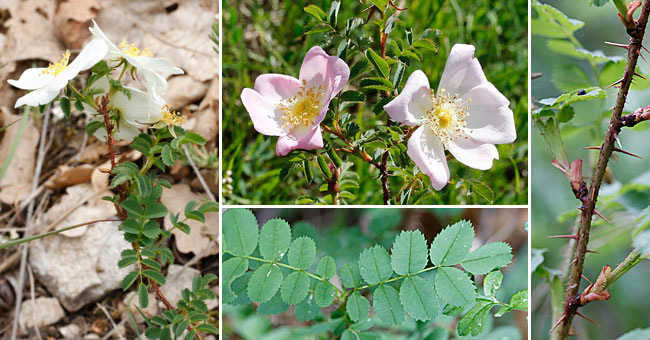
[41,50,71,76]
[119,39,154,57]
[161,105,187,126]
[425,89,470,144]
[278,80,325,132]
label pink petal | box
[275,126,324,156]
[254,74,301,103]
[407,126,450,190]
[241,88,284,136]
[446,136,499,170]
[438,44,488,96]
[384,70,432,126]
[462,83,516,144]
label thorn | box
[634,71,648,80]
[581,274,593,284]
[586,248,600,254]
[576,311,600,327]
[582,146,642,158]
[549,314,567,333]
[615,136,624,149]
[605,41,630,49]
[569,258,577,267]
[548,234,578,240]
[593,209,610,223]
[608,77,624,88]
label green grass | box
[222,0,528,205]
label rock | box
[29,220,134,311]
[59,323,82,339]
[18,297,65,330]
[122,290,158,326]
[160,265,217,310]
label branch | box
[557,2,650,338]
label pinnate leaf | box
[346,291,370,322]
[391,230,428,275]
[223,209,258,256]
[314,281,336,307]
[259,218,291,261]
[288,236,316,270]
[340,263,363,288]
[457,300,492,336]
[435,267,476,306]
[359,245,392,285]
[460,242,512,275]
[280,271,310,305]
[430,220,474,266]
[399,276,438,321]
[316,256,336,279]
[372,284,404,326]
[247,263,283,303]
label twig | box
[182,145,216,202]
[557,2,650,338]
[11,105,50,340]
[100,319,126,340]
[96,303,126,340]
[28,264,42,340]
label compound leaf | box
[399,276,438,321]
[340,263,363,289]
[430,220,474,266]
[359,245,392,285]
[280,271,310,305]
[435,267,476,306]
[391,230,428,275]
[288,236,316,270]
[314,281,336,307]
[316,256,336,279]
[223,209,258,256]
[247,263,283,303]
[346,291,370,322]
[259,218,291,261]
[372,284,404,326]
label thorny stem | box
[557,2,650,338]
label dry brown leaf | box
[0,107,38,205]
[42,183,115,237]
[160,184,217,256]
[45,164,94,189]
[76,142,108,163]
[53,0,102,49]
[187,77,218,142]
[90,150,141,192]
[164,75,210,110]
[190,169,217,197]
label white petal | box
[139,68,168,96]
[113,86,161,125]
[462,83,516,144]
[88,20,119,51]
[407,126,450,190]
[136,57,183,75]
[438,44,488,96]
[241,88,284,136]
[8,68,52,90]
[67,38,109,72]
[14,87,60,108]
[384,70,431,126]
[113,120,141,141]
[446,136,499,170]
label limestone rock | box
[19,297,65,330]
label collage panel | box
[222,208,528,339]
[532,1,650,339]
[222,0,528,205]
[0,1,219,339]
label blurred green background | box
[532,1,650,338]
[222,0,528,205]
[222,208,528,339]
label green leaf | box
[461,242,513,275]
[328,1,340,27]
[223,209,258,256]
[145,203,168,220]
[247,263,283,303]
[360,77,393,92]
[222,257,249,303]
[258,293,289,315]
[162,145,175,166]
[457,301,493,336]
[184,132,206,145]
[340,263,362,288]
[121,198,144,217]
[399,276,438,321]
[600,60,650,90]
[366,48,389,78]
[304,4,326,20]
[288,236,316,270]
[142,269,166,285]
[413,38,438,52]
[295,292,322,322]
[532,1,584,38]
[341,90,366,102]
[346,291,370,322]
[391,230,428,275]
[468,179,494,203]
[316,256,336,279]
[195,323,218,335]
[280,271,310,305]
[372,285,404,326]
[370,0,388,10]
[121,271,139,290]
[359,245,392,285]
[483,271,503,297]
[74,101,84,111]
[85,120,104,137]
[138,283,149,308]
[259,218,291,261]
[118,255,138,268]
[314,281,335,307]
[552,64,591,93]
[546,39,617,64]
[510,290,528,311]
[435,267,476,306]
[60,97,71,117]
[429,220,474,266]
[615,328,650,340]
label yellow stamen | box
[278,80,325,132]
[41,50,71,76]
[161,105,186,126]
[119,39,154,57]
[425,89,470,144]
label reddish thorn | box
[576,311,600,327]
[608,78,624,88]
[548,234,578,239]
[634,72,647,80]
[569,258,577,266]
[582,146,601,150]
[614,147,642,159]
[387,0,407,10]
[605,41,629,49]
[642,44,650,53]
[586,248,600,254]
[549,314,567,333]
[582,274,593,284]
[593,209,610,223]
